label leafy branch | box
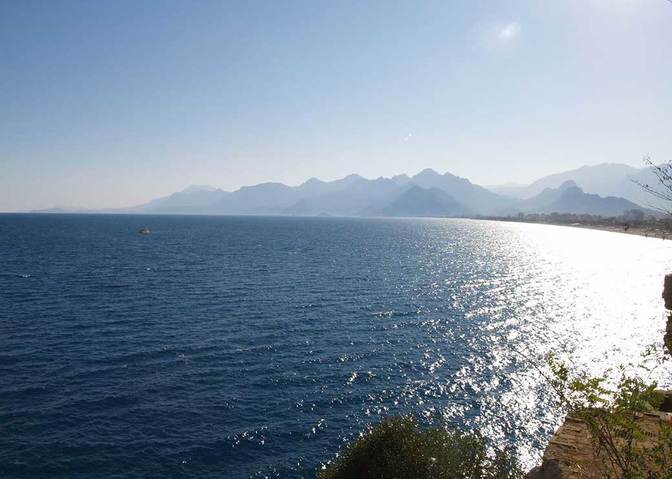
[545,348,672,479]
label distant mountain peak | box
[391,174,411,186]
[442,170,464,180]
[535,181,578,200]
[487,163,646,202]
[181,185,218,193]
[561,185,585,196]
[558,180,578,190]
[301,177,325,186]
[414,168,441,178]
[508,179,649,217]
[379,185,471,218]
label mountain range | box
[35,163,664,218]
[488,163,664,209]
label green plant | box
[547,350,672,479]
[319,416,522,479]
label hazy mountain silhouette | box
[410,169,516,214]
[543,186,648,216]
[488,162,665,210]
[36,164,661,218]
[285,177,405,216]
[489,164,640,198]
[503,181,649,216]
[215,182,300,214]
[495,180,578,215]
[209,174,369,215]
[391,174,412,186]
[379,186,471,217]
[284,170,509,216]
[129,169,507,217]
[133,185,229,213]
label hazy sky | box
[2,0,672,211]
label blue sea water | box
[1,214,671,478]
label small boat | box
[139,227,151,235]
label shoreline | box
[482,217,671,240]
[569,223,669,239]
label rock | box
[526,460,563,479]
[663,274,672,310]
[666,315,672,356]
[659,390,672,413]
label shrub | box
[547,350,672,478]
[319,416,522,479]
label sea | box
[1,214,671,478]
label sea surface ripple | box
[1,214,671,478]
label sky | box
[1,0,672,211]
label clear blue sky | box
[2,0,671,211]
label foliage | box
[319,416,522,479]
[547,349,672,479]
[634,156,672,216]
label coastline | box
[568,223,669,239]
[481,217,672,240]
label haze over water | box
[1,214,671,478]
